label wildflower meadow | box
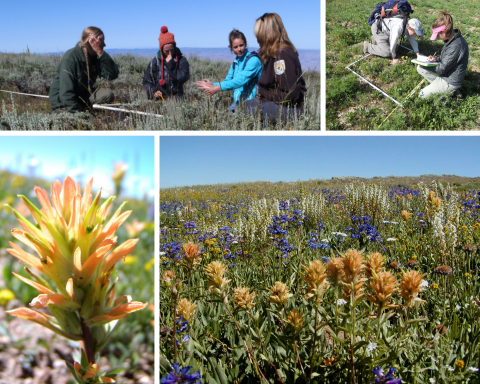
[160,176,480,383]
[0,52,320,131]
[0,170,154,383]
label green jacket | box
[49,43,119,112]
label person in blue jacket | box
[196,29,262,112]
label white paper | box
[416,54,430,63]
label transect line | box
[0,89,163,117]
[92,104,163,117]
[345,55,403,107]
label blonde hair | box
[79,26,104,94]
[254,13,297,63]
[432,11,454,38]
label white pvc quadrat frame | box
[345,45,418,108]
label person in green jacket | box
[49,26,119,115]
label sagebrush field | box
[160,175,480,383]
[0,52,320,131]
[326,0,480,130]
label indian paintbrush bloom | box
[401,210,412,220]
[365,252,384,278]
[283,309,304,332]
[111,162,128,196]
[341,249,366,301]
[269,281,293,308]
[73,362,115,383]
[177,298,197,322]
[5,176,147,363]
[367,271,399,311]
[182,242,202,267]
[204,260,231,296]
[301,259,329,302]
[399,270,425,307]
[326,257,345,286]
[232,287,256,310]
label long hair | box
[228,29,247,52]
[254,13,297,63]
[79,26,104,94]
[432,11,454,38]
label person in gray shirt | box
[417,11,469,98]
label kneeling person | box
[143,26,190,100]
[365,18,423,63]
[49,26,119,114]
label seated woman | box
[364,18,424,64]
[143,26,190,100]
[49,26,119,114]
[244,13,307,123]
[417,11,469,98]
[196,29,262,112]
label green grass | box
[326,0,480,130]
[0,52,320,130]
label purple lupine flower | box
[161,363,202,384]
[372,366,401,384]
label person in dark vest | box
[196,29,262,112]
[244,13,307,123]
[49,26,119,114]
[417,11,469,98]
[142,26,190,100]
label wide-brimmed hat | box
[408,19,424,36]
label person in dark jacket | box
[49,26,119,114]
[244,13,307,123]
[143,26,190,100]
[417,11,469,98]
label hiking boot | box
[371,36,377,44]
[363,41,369,55]
[450,89,463,99]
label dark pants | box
[244,99,303,123]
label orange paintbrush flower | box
[4,176,147,356]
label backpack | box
[232,51,259,76]
[368,0,414,39]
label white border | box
[154,135,159,384]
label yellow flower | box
[204,261,231,296]
[0,289,15,306]
[465,273,472,278]
[283,309,304,332]
[401,210,412,220]
[145,258,155,271]
[232,287,256,310]
[455,360,465,369]
[269,281,293,307]
[123,255,136,265]
[431,283,439,289]
[177,298,197,322]
[399,270,425,307]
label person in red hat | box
[142,26,190,100]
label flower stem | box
[308,303,319,383]
[80,318,95,364]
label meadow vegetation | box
[161,175,480,383]
[0,52,320,131]
[0,170,154,383]
[326,0,480,130]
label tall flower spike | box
[365,252,384,278]
[340,249,366,301]
[367,271,399,311]
[5,176,147,355]
[204,261,231,296]
[269,281,293,308]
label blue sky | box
[160,136,480,188]
[0,136,155,198]
[2,0,320,53]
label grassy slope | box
[0,52,320,131]
[326,0,480,130]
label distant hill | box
[105,47,320,72]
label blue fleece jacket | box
[213,49,262,103]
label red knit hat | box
[158,26,177,87]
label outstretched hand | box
[196,79,213,89]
